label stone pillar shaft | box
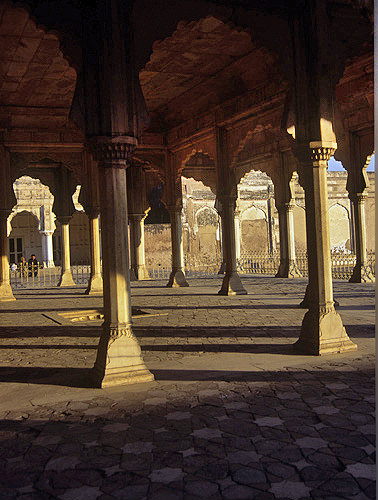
[91,142,153,388]
[167,207,189,287]
[218,196,247,295]
[296,144,356,355]
[0,211,15,301]
[276,204,302,278]
[58,219,75,287]
[86,211,103,294]
[41,231,54,268]
[129,214,150,280]
[349,194,374,282]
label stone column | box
[129,213,150,280]
[349,193,374,282]
[0,210,15,301]
[57,217,75,287]
[234,215,241,262]
[275,203,302,278]
[85,208,103,294]
[91,140,153,387]
[218,195,247,295]
[167,206,189,287]
[295,144,356,355]
[41,231,55,268]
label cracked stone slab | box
[269,480,311,499]
[254,417,283,427]
[149,467,186,483]
[191,428,222,439]
[45,456,81,471]
[122,441,154,454]
[166,411,192,420]
[102,423,130,433]
[59,486,101,500]
[345,463,376,481]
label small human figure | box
[28,254,39,277]
[19,256,27,277]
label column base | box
[275,261,303,278]
[294,305,357,355]
[130,265,150,281]
[136,265,150,280]
[85,274,103,295]
[0,283,16,301]
[167,269,189,287]
[300,284,339,309]
[93,326,154,388]
[218,262,226,275]
[218,271,247,295]
[58,270,76,287]
[43,261,55,268]
[349,264,375,283]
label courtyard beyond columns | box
[0,276,375,500]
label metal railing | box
[8,251,375,290]
[238,250,375,280]
[10,265,91,289]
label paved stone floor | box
[0,276,375,499]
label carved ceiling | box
[0,2,76,129]
[139,16,279,130]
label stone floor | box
[0,275,375,500]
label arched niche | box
[192,206,221,261]
[239,205,268,252]
[8,211,41,264]
[329,203,351,251]
[68,211,90,265]
[293,204,307,252]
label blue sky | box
[328,154,375,172]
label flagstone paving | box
[0,276,375,499]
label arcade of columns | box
[0,0,373,387]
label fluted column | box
[218,195,247,295]
[349,193,374,283]
[295,144,356,355]
[129,213,150,281]
[85,207,103,294]
[58,216,75,287]
[275,203,302,278]
[91,140,153,387]
[167,206,189,287]
[41,231,55,268]
[0,210,15,301]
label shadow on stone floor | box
[0,324,373,339]
[0,366,373,387]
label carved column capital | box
[0,209,11,222]
[349,192,368,204]
[58,215,72,225]
[309,142,337,162]
[86,206,101,219]
[88,136,138,168]
[167,205,183,214]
